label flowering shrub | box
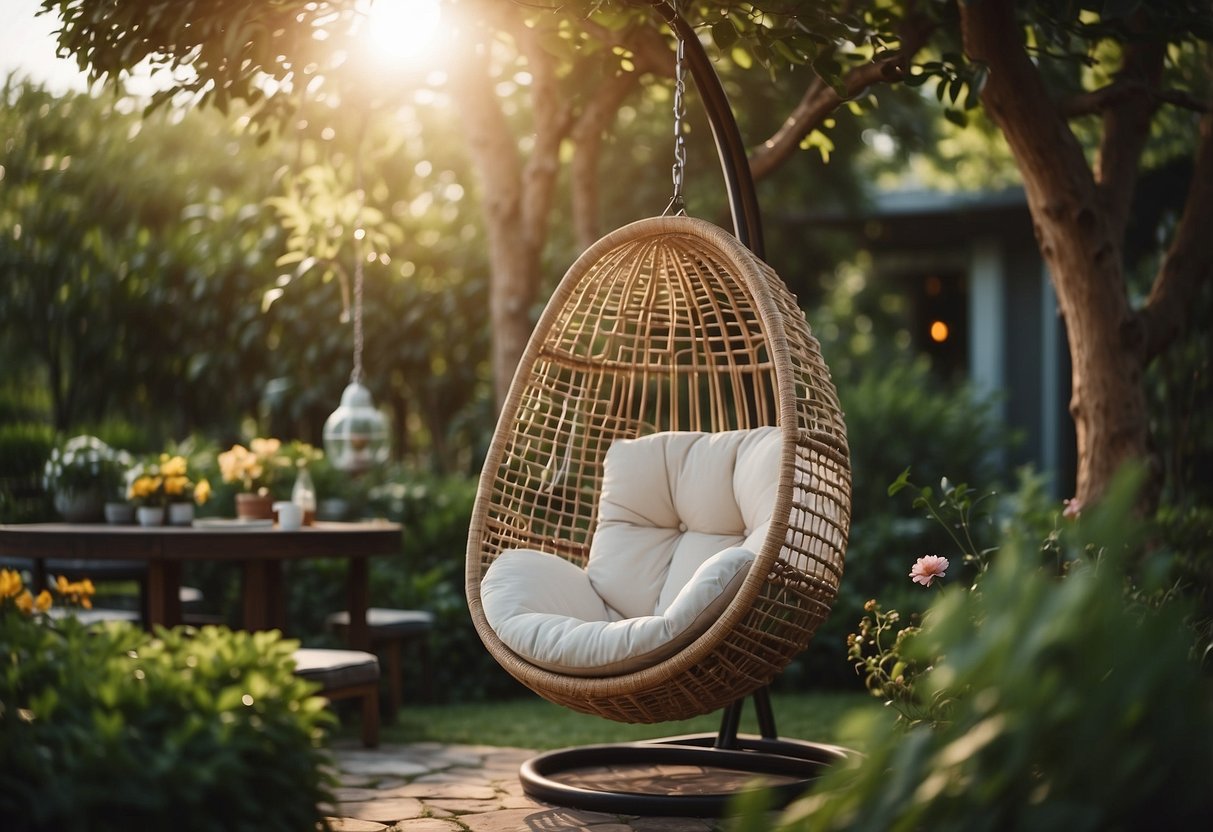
[2,568,97,617]
[42,435,131,499]
[0,588,336,830]
[0,569,52,616]
[743,470,1213,830]
[218,437,290,494]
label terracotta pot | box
[235,492,275,521]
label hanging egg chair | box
[465,1,852,816]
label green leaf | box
[889,468,913,497]
[711,19,738,51]
[944,108,969,127]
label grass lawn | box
[377,689,881,750]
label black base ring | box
[519,733,851,817]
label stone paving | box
[325,742,730,832]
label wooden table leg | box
[242,559,285,632]
[346,556,370,651]
[146,560,183,628]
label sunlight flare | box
[358,0,443,67]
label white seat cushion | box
[482,545,754,677]
[480,427,780,677]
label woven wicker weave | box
[466,215,851,724]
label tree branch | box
[569,23,670,248]
[570,70,644,249]
[749,13,935,181]
[1060,82,1210,118]
[1095,33,1165,239]
[1143,110,1213,362]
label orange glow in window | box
[929,320,950,343]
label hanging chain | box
[664,0,688,216]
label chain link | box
[664,1,688,216]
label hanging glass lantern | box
[324,381,389,473]
[323,214,389,473]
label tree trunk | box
[449,48,542,410]
[960,0,1153,504]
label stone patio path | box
[325,742,732,831]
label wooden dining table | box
[0,520,402,650]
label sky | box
[1,0,90,92]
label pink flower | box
[910,555,949,587]
[1063,497,1083,520]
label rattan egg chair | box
[465,2,852,817]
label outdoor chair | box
[326,606,435,714]
[291,647,380,748]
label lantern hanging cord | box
[351,158,366,386]
[352,234,364,386]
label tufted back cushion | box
[587,427,780,619]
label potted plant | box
[125,457,169,526]
[43,436,126,523]
[126,454,212,526]
[218,438,291,520]
[160,454,211,526]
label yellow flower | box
[1,568,23,599]
[15,590,33,614]
[250,437,281,457]
[34,590,52,613]
[194,478,212,505]
[219,439,286,491]
[164,475,189,496]
[160,455,188,478]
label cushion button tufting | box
[678,522,688,533]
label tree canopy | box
[26,0,1213,506]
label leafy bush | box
[739,472,1213,831]
[782,358,1014,688]
[0,614,336,831]
[0,423,55,523]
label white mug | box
[273,501,303,531]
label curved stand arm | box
[647,1,765,258]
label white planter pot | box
[104,502,135,525]
[136,506,165,527]
[168,502,195,526]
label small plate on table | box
[193,518,274,529]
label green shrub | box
[0,423,55,523]
[783,359,1014,688]
[0,615,336,831]
[742,473,1213,831]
